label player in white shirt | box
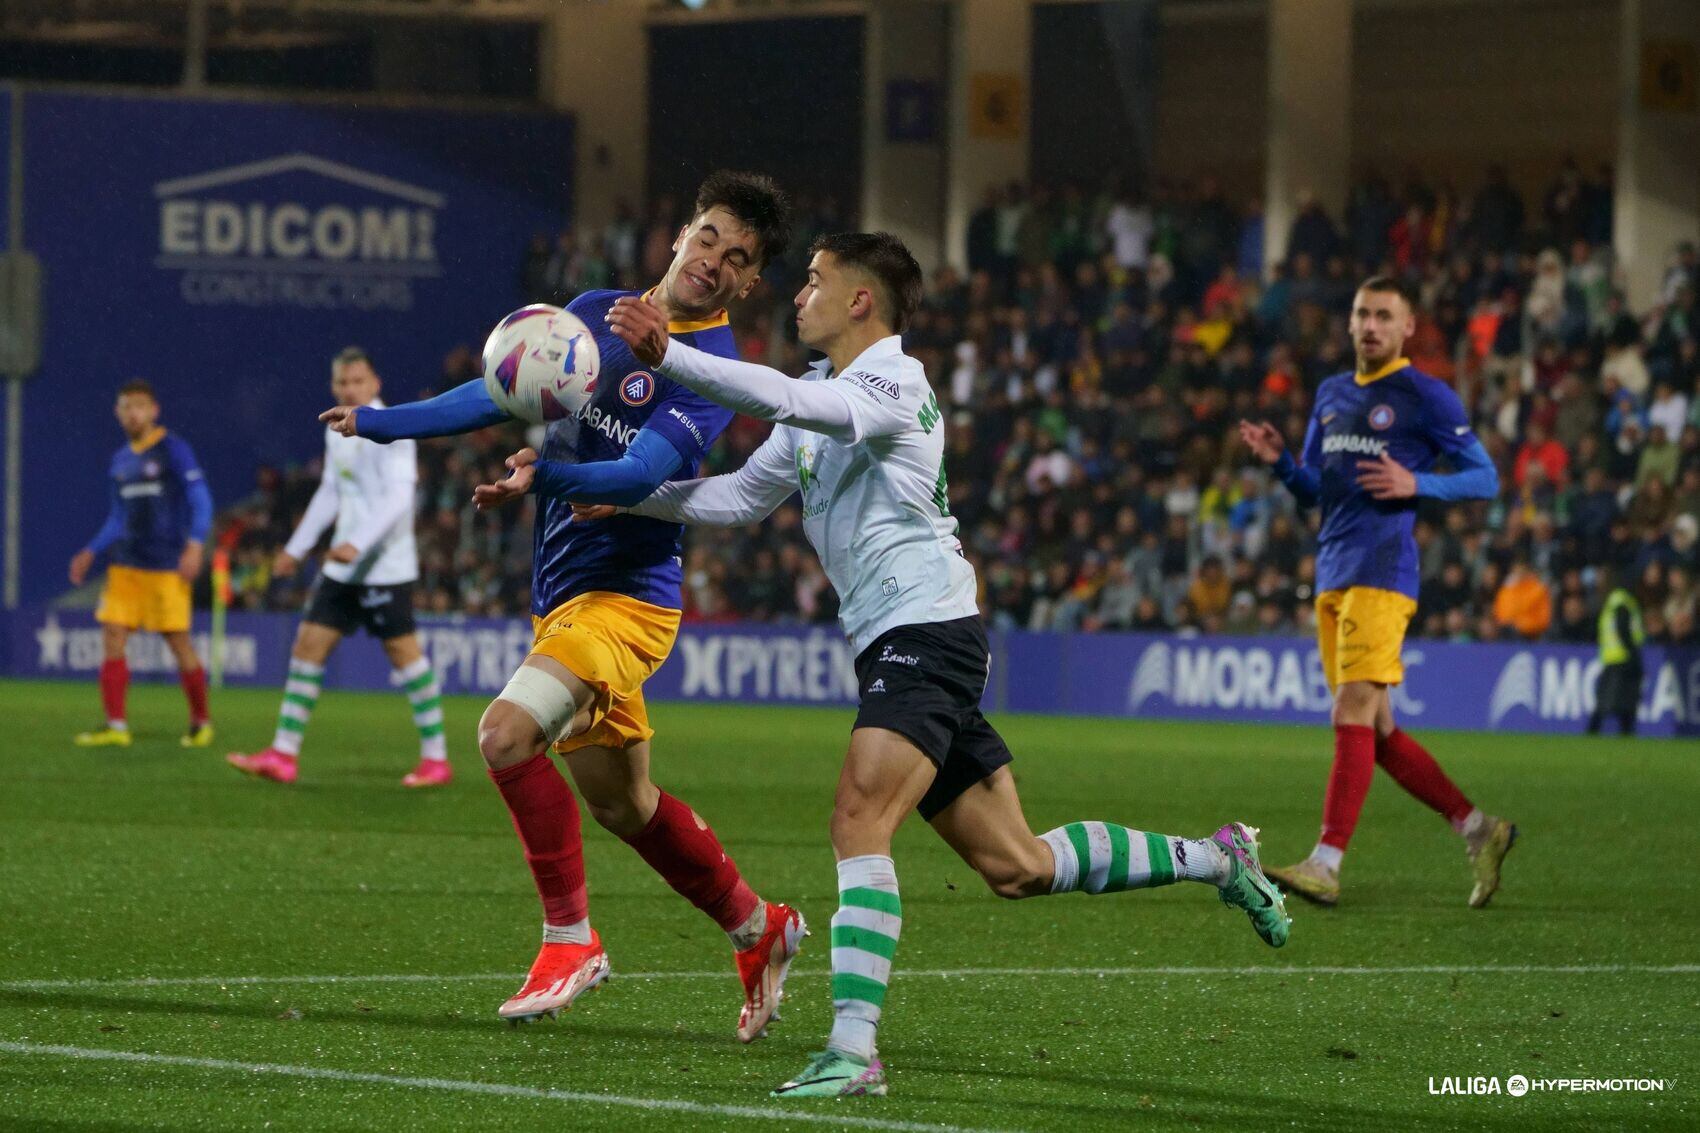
[228,348,451,789]
[520,232,1290,1098]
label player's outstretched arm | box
[606,297,861,442]
[321,378,510,442]
[628,426,797,527]
[475,430,684,511]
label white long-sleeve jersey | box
[284,398,419,585]
[631,336,978,655]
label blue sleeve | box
[356,379,510,442]
[1415,438,1500,501]
[642,386,735,468]
[1420,380,1478,455]
[86,475,126,556]
[529,428,685,507]
[1273,411,1322,508]
[169,437,214,542]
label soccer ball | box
[481,304,602,424]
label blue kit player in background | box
[1239,275,1518,909]
[69,379,215,749]
[321,171,809,1039]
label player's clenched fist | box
[605,296,670,367]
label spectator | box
[1493,558,1553,639]
[1514,422,1569,488]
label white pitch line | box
[3,963,1697,993]
[0,1041,1006,1133]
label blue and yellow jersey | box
[1298,358,1478,599]
[530,289,736,616]
[87,427,213,572]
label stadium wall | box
[1154,0,1620,200]
[0,85,573,607]
[5,608,1695,738]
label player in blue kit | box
[69,380,215,748]
[322,172,808,1036]
[1240,275,1518,909]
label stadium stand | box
[215,164,1700,647]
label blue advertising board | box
[4,609,1695,739]
[8,88,571,604]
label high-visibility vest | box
[1598,588,1645,665]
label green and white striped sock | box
[1039,822,1227,893]
[827,854,900,1062]
[271,658,324,756]
[396,658,446,761]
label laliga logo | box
[154,153,445,312]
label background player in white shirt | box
[547,233,1292,1098]
[228,348,450,788]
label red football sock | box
[490,753,589,926]
[1376,728,1473,826]
[1319,724,1376,851]
[99,658,129,725]
[179,666,210,727]
[624,790,758,933]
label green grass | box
[1,679,1695,1132]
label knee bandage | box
[496,666,581,744]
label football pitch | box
[1,679,1694,1132]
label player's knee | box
[477,702,543,771]
[1332,682,1380,726]
[829,795,894,856]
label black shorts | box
[852,616,1014,821]
[1595,662,1643,715]
[303,578,417,640]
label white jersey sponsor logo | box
[1321,434,1387,456]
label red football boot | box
[497,932,610,1023]
[735,902,807,1043]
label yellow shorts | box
[96,565,191,634]
[530,591,681,754]
[1315,586,1417,692]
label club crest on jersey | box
[619,371,655,406]
[142,462,160,477]
[1368,404,1395,431]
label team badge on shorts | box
[1368,404,1395,430]
[619,371,655,406]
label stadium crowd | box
[216,163,1700,647]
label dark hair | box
[694,170,792,270]
[117,378,155,401]
[331,341,372,369]
[809,231,923,332]
[1357,274,1418,309]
